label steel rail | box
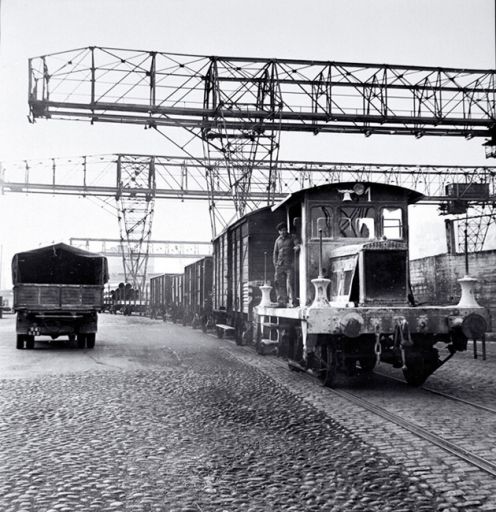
[233,347,496,478]
[329,386,496,478]
[374,370,496,415]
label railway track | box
[224,339,496,479]
[374,369,496,416]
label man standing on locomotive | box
[273,221,299,307]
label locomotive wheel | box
[318,343,337,387]
[76,334,86,349]
[16,334,25,350]
[25,336,35,350]
[86,334,96,349]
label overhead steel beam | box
[28,47,496,138]
[2,154,495,202]
[69,237,211,259]
[4,154,496,254]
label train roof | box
[272,181,424,211]
[212,205,273,241]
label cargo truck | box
[12,243,108,349]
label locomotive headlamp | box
[353,183,366,196]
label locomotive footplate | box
[256,304,490,341]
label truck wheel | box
[25,336,35,350]
[16,335,25,350]
[76,334,86,349]
[86,334,96,349]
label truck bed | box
[14,284,104,311]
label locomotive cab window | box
[381,207,403,239]
[311,205,333,239]
[338,206,375,238]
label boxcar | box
[212,206,285,344]
[183,256,213,329]
[169,274,184,323]
[149,273,181,320]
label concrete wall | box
[410,250,496,322]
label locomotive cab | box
[280,182,419,308]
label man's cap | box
[276,222,287,231]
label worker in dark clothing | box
[273,221,299,307]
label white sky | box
[0,0,495,287]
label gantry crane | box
[24,47,496,285]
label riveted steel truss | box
[69,237,211,259]
[2,154,496,202]
[451,205,496,253]
[114,155,155,293]
[29,47,496,137]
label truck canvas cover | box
[12,243,109,285]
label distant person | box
[273,222,299,307]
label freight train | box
[149,182,491,386]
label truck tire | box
[25,336,35,350]
[76,334,86,349]
[86,333,96,349]
[16,335,25,350]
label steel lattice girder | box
[116,155,155,292]
[454,205,496,253]
[69,237,212,259]
[1,154,496,203]
[28,47,496,137]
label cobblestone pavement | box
[0,314,446,512]
[225,342,496,512]
[0,315,494,511]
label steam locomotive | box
[150,181,490,386]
